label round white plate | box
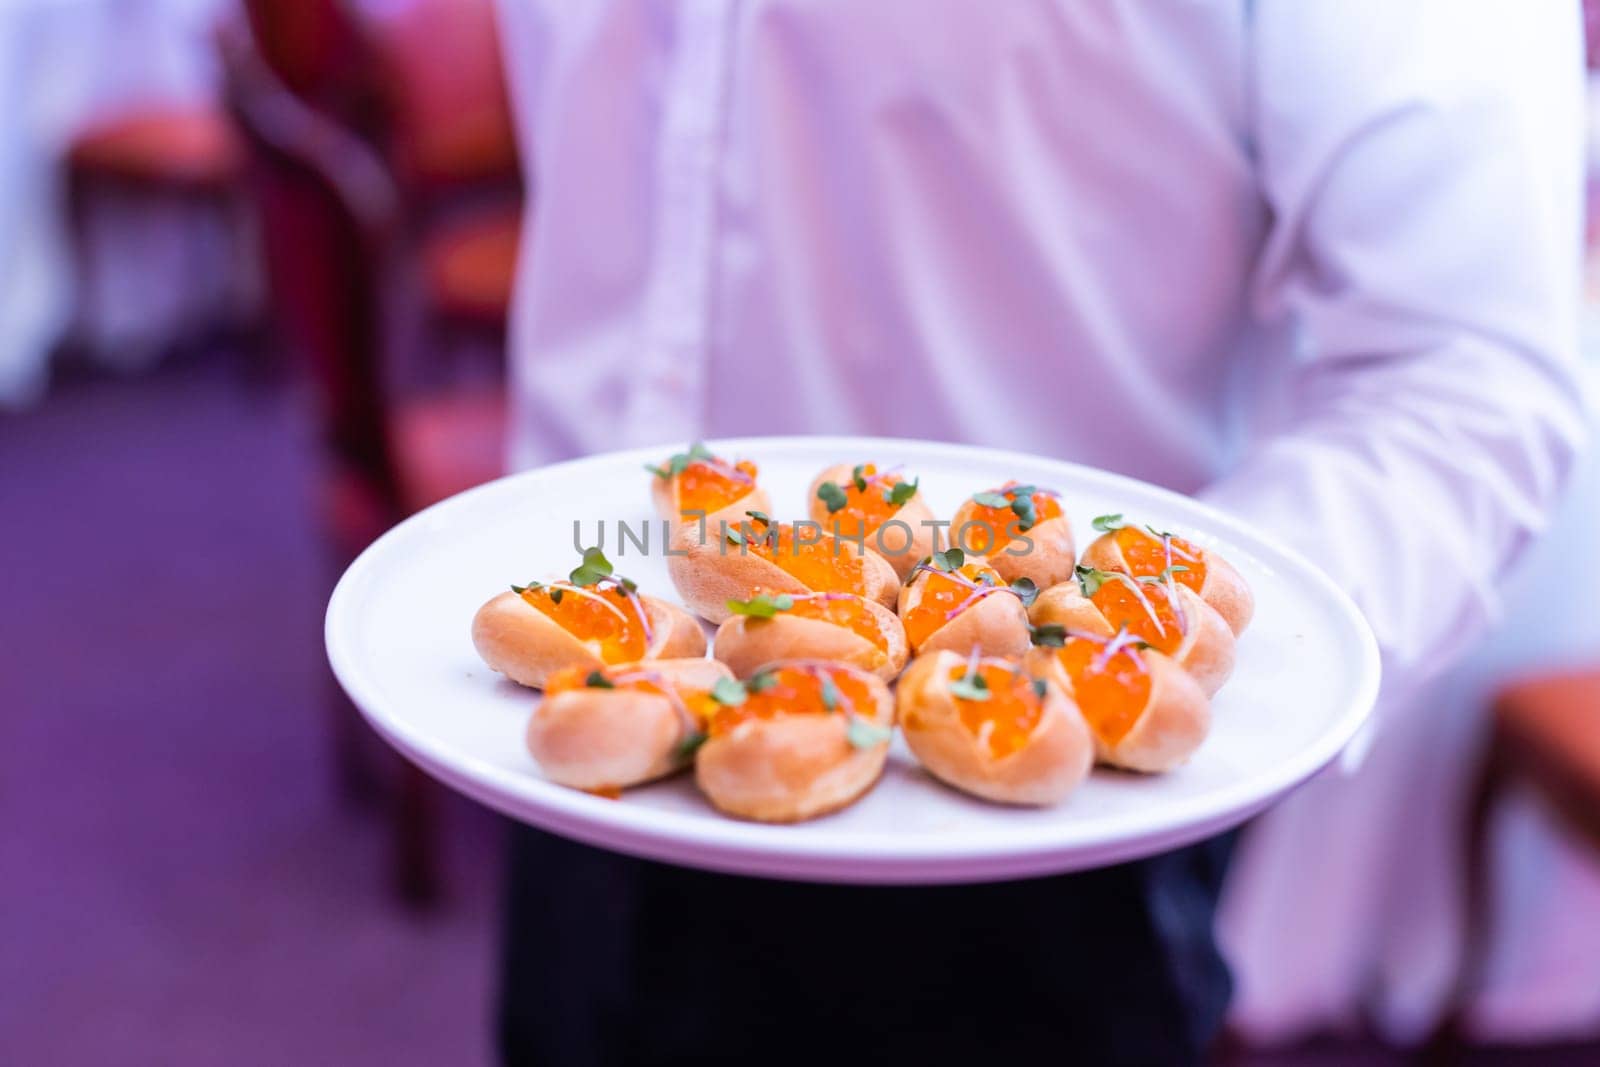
[326,436,1379,884]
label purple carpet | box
[0,362,500,1065]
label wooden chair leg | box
[394,759,442,908]
[1423,737,1509,1063]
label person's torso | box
[501,0,1271,490]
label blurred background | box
[0,2,1596,1064]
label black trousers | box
[498,826,1237,1067]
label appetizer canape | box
[472,547,706,688]
[897,548,1034,659]
[646,441,771,527]
[1027,563,1235,696]
[949,481,1076,589]
[713,590,909,681]
[667,511,899,624]
[806,462,937,580]
[1079,514,1254,635]
[1027,626,1210,773]
[695,661,895,822]
[897,648,1093,806]
[528,658,733,794]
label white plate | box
[326,436,1379,884]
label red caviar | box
[1052,636,1152,746]
[780,593,890,652]
[545,663,721,722]
[902,562,1005,649]
[947,660,1046,759]
[706,665,878,737]
[675,457,759,517]
[741,519,866,595]
[519,584,649,664]
[825,463,909,540]
[1089,578,1185,656]
[1112,526,1208,593]
[960,481,1063,554]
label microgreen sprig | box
[644,441,714,480]
[885,477,919,508]
[816,480,849,513]
[1092,513,1125,532]
[725,593,795,619]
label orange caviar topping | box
[742,520,865,595]
[1053,636,1152,746]
[675,457,759,517]
[1089,578,1185,656]
[824,463,908,539]
[782,594,890,652]
[1113,526,1207,593]
[959,481,1063,555]
[545,664,719,722]
[947,661,1046,759]
[902,562,1005,650]
[518,584,649,664]
[706,665,878,737]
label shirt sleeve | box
[1204,0,1589,687]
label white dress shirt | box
[497,0,1586,698]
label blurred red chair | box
[218,0,515,907]
[1429,667,1600,1054]
[356,0,523,354]
[64,102,255,358]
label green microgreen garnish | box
[1031,677,1049,700]
[711,677,748,706]
[1009,577,1039,607]
[1137,564,1190,586]
[1076,564,1114,596]
[1029,623,1068,647]
[569,546,615,587]
[510,580,542,595]
[851,464,869,492]
[885,477,919,507]
[1146,524,1177,540]
[949,670,991,702]
[645,441,715,480]
[1092,513,1125,532]
[725,528,746,546]
[847,717,892,749]
[929,547,965,573]
[747,670,779,693]
[745,510,770,525]
[584,670,614,689]
[725,593,795,618]
[972,491,1010,509]
[819,675,842,711]
[817,481,849,513]
[676,732,709,759]
[1010,497,1038,532]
